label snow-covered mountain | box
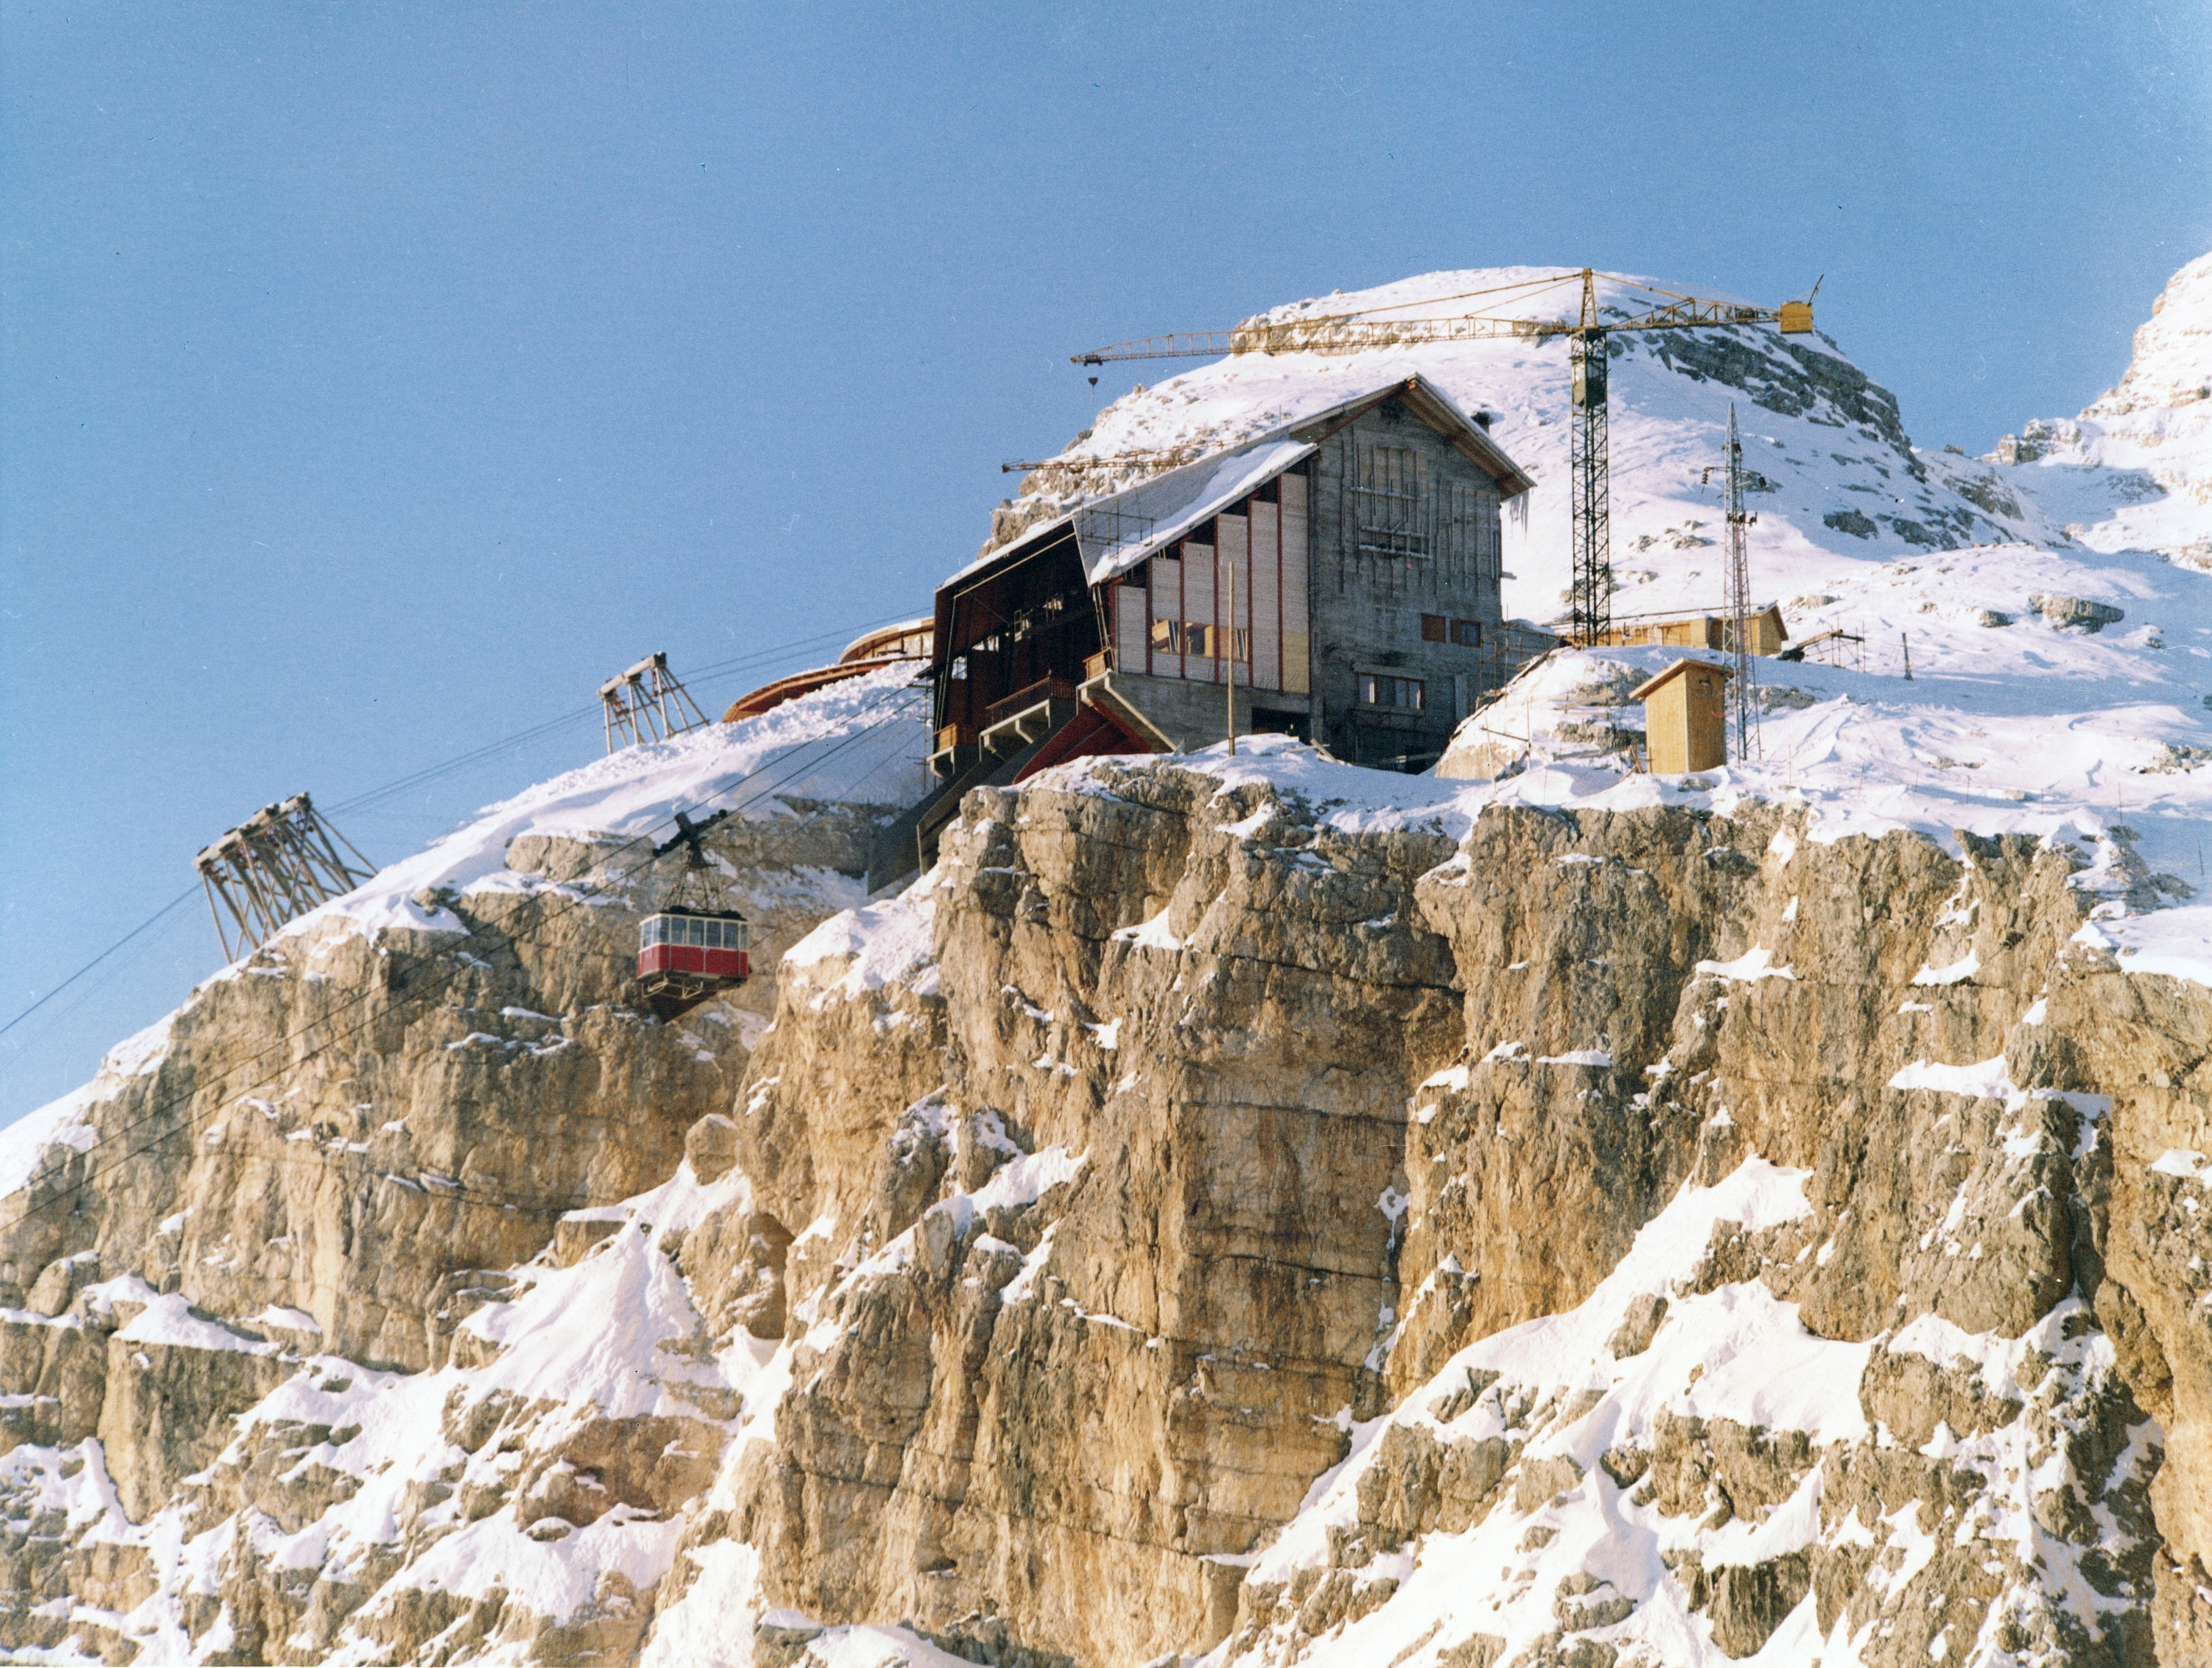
[1972,250,2212,565]
[2,254,2210,1667]
[1007,264,2093,624]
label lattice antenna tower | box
[601,652,712,754]
[1723,403,1759,761]
[196,792,377,961]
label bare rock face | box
[706,768,1465,1663]
[0,806,880,1662]
[13,749,2212,1665]
[2059,967,2212,1665]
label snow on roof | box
[1074,438,1317,585]
[1626,658,1732,701]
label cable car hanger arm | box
[653,806,733,860]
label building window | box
[1162,622,1248,662]
[1356,445,1430,557]
[1359,674,1425,711]
[1422,615,1484,647]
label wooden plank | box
[1218,511,1248,687]
[1115,581,1148,671]
[1184,538,1216,682]
[1281,475,1311,694]
[1250,500,1281,691]
[1150,553,1183,679]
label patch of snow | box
[1697,946,1797,982]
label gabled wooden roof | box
[1284,373,1536,500]
[1629,658,1735,702]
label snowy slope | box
[293,661,931,948]
[1976,250,2212,564]
[0,663,930,1191]
[1023,266,2049,626]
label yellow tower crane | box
[1073,269,1821,645]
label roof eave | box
[1394,375,1536,499]
[1627,657,1735,701]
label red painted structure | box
[636,907,751,1018]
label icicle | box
[1510,490,1529,532]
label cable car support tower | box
[196,793,377,961]
[600,652,712,755]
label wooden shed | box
[1596,603,1787,657]
[1630,658,1733,773]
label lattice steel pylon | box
[601,652,713,754]
[1722,403,1759,762]
[196,792,377,961]
[1568,270,1612,645]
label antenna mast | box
[1723,403,1758,761]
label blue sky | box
[3,0,2208,1124]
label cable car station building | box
[928,374,1535,776]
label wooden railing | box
[983,678,1076,729]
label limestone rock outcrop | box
[5,744,2212,1664]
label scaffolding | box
[1071,503,1158,578]
[601,652,712,753]
[196,793,377,961]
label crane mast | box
[1070,269,1819,648]
[1568,271,1612,645]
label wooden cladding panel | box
[1282,472,1311,693]
[1122,468,1310,693]
[1149,555,1182,679]
[1216,513,1248,686]
[1114,582,1148,671]
[1183,542,1215,680]
[1250,500,1282,691]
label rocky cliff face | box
[652,755,2209,1668]
[6,736,2212,1664]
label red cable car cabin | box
[636,906,751,1020]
